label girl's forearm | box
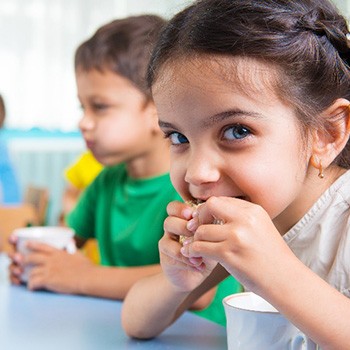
[122,264,229,339]
[122,272,191,339]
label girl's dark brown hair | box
[75,14,166,102]
[147,0,350,168]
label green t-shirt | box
[67,163,182,267]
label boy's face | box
[76,68,154,166]
[154,56,318,232]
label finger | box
[9,262,24,277]
[9,273,22,285]
[24,251,56,266]
[188,257,204,267]
[164,215,194,241]
[27,267,47,291]
[194,196,245,225]
[26,241,58,253]
[188,240,224,262]
[194,224,228,243]
[159,233,188,261]
[8,234,18,245]
[167,200,195,220]
[27,276,44,291]
[9,252,25,266]
[159,234,201,269]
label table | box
[0,255,227,350]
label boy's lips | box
[84,139,95,149]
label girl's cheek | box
[170,169,187,196]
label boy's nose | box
[78,113,94,131]
[184,151,221,186]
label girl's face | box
[76,68,155,167]
[153,56,317,232]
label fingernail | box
[186,219,196,231]
[182,238,192,246]
[180,246,187,256]
[182,208,193,220]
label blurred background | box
[0,0,348,225]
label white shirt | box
[284,170,350,297]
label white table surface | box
[0,254,227,350]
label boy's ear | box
[144,101,160,132]
[311,98,350,167]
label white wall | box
[0,0,193,130]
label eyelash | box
[163,131,188,145]
[222,124,252,141]
[163,124,252,146]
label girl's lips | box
[190,195,246,203]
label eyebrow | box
[158,108,265,130]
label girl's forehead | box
[153,55,283,104]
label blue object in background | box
[2,128,84,224]
[0,136,21,204]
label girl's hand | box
[159,201,218,292]
[181,196,295,293]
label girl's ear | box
[311,98,350,167]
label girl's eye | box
[167,132,188,145]
[223,124,251,140]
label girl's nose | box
[184,151,221,186]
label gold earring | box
[318,160,324,179]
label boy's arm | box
[21,243,160,298]
[21,242,216,307]
[122,264,228,339]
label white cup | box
[223,292,318,350]
[14,226,76,283]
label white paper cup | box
[223,292,318,350]
[14,226,76,283]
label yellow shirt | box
[64,151,103,189]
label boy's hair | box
[147,0,350,168]
[0,94,6,129]
[75,14,166,102]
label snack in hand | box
[179,200,224,245]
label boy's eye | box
[168,132,188,145]
[223,124,251,140]
[93,103,109,111]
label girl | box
[121,0,350,348]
